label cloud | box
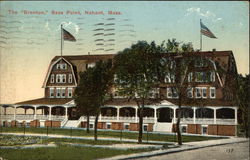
[58,22,80,35]
[185,7,222,22]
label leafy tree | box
[74,69,97,133]
[236,74,249,137]
[163,39,195,145]
[114,41,167,143]
[74,59,113,140]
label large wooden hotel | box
[0,50,239,136]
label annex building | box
[0,50,239,136]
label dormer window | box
[56,63,67,70]
[61,63,67,69]
[56,64,60,69]
[50,74,54,83]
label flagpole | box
[200,19,202,51]
[61,24,63,56]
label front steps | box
[154,122,173,132]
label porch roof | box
[15,98,73,105]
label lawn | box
[0,144,155,160]
[0,135,158,160]
[0,126,223,142]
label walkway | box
[100,137,249,160]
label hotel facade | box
[0,50,239,136]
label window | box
[124,123,129,130]
[188,72,193,82]
[89,123,94,129]
[187,87,193,98]
[56,63,67,70]
[202,87,207,98]
[68,88,72,98]
[56,64,60,69]
[195,87,207,98]
[181,125,187,133]
[195,87,202,98]
[61,63,67,69]
[195,58,208,67]
[68,74,72,83]
[210,87,216,98]
[106,123,111,130]
[202,125,208,134]
[87,63,95,68]
[61,88,66,98]
[143,125,148,132]
[49,88,54,98]
[56,88,61,98]
[210,71,215,82]
[56,74,60,83]
[165,73,175,83]
[50,74,54,83]
[149,88,159,98]
[62,74,66,83]
[195,72,207,82]
[167,88,178,98]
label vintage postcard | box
[0,1,249,160]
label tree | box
[236,74,249,137]
[164,39,195,145]
[74,59,113,140]
[114,41,166,143]
[74,69,97,133]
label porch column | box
[117,107,120,121]
[100,110,102,120]
[49,106,52,120]
[213,108,217,124]
[13,105,17,120]
[34,105,37,119]
[135,107,138,122]
[193,107,196,124]
[4,107,7,115]
[154,108,157,123]
[234,108,238,125]
[173,108,176,123]
[65,107,68,119]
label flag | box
[62,28,76,41]
[200,21,217,39]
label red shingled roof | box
[15,98,73,105]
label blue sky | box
[0,1,249,103]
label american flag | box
[200,21,217,39]
[63,28,76,41]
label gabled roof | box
[52,54,115,62]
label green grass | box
[0,145,155,160]
[0,126,223,142]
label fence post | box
[23,125,26,135]
[70,127,72,137]
[147,130,148,143]
[120,129,122,141]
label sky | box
[0,1,249,104]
